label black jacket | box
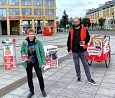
[67,26,90,53]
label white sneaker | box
[88,79,97,86]
[77,78,81,83]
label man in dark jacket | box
[67,17,97,86]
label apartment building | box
[86,0,115,24]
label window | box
[22,8,32,15]
[22,0,31,6]
[9,0,19,5]
[45,0,54,6]
[45,9,54,15]
[49,9,54,15]
[110,5,113,7]
[9,9,20,15]
[34,9,43,15]
[45,9,49,15]
[50,0,54,6]
[34,0,43,6]
[0,9,6,17]
[0,0,6,5]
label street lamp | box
[112,11,114,31]
[36,16,38,34]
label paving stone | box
[95,94,113,98]
[102,77,115,83]
[59,88,78,98]
[56,95,72,98]
[97,88,115,97]
[80,84,99,94]
[47,87,64,96]
[38,94,57,98]
[75,92,95,98]
[9,88,28,96]
[100,83,115,90]
[2,94,20,98]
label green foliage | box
[98,18,105,29]
[59,10,69,28]
[81,18,91,27]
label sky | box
[56,0,110,19]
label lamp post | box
[36,16,38,34]
[112,11,114,31]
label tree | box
[68,17,73,27]
[81,18,91,27]
[98,18,105,29]
[94,23,97,26]
[59,10,69,28]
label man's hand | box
[68,50,72,55]
[80,41,85,46]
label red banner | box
[22,15,35,19]
[9,16,21,19]
[8,15,38,19]
[0,17,6,20]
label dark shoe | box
[42,90,47,97]
[89,79,97,86]
[77,78,81,83]
[27,92,34,98]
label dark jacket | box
[67,26,90,53]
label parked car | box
[59,28,65,32]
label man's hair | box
[27,28,35,34]
[74,17,80,21]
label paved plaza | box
[0,32,115,98]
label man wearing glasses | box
[67,17,97,86]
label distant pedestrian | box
[67,17,97,86]
[18,32,19,36]
[20,28,47,98]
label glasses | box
[74,21,79,24]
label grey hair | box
[74,17,80,20]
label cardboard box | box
[90,35,105,43]
[89,35,110,49]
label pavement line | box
[94,67,108,98]
[0,55,71,98]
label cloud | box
[87,2,92,5]
[56,0,89,19]
[56,0,109,20]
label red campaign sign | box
[4,56,13,62]
[90,19,94,23]
[50,60,57,67]
[4,56,14,69]
[4,64,14,69]
[46,57,57,67]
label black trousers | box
[26,63,45,93]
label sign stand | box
[43,45,58,71]
[2,39,16,69]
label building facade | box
[0,0,56,35]
[86,0,115,24]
